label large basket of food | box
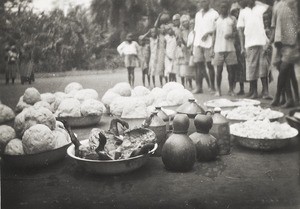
[2,143,71,168]
[230,119,298,150]
[224,105,284,123]
[64,119,158,175]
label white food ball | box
[121,99,148,119]
[23,87,41,105]
[0,125,16,153]
[52,92,68,112]
[150,87,168,106]
[110,97,133,116]
[80,99,104,116]
[74,89,99,102]
[55,98,81,117]
[162,82,184,93]
[111,82,132,96]
[52,128,71,149]
[41,93,56,104]
[14,108,28,137]
[34,101,54,113]
[4,138,24,155]
[23,106,56,133]
[22,124,56,154]
[166,89,194,105]
[64,82,83,94]
[0,104,15,124]
[101,90,121,106]
[131,86,151,97]
[15,96,31,113]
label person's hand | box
[225,34,234,40]
[201,33,210,41]
[274,41,282,49]
[241,47,246,58]
[210,48,215,58]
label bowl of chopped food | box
[224,105,284,123]
[230,119,298,150]
[65,119,158,175]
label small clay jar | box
[161,114,196,172]
[155,106,170,132]
[176,98,205,134]
[190,114,219,161]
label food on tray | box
[205,98,260,108]
[102,82,193,117]
[63,119,156,161]
[80,99,105,116]
[23,87,41,105]
[15,96,31,113]
[0,104,15,124]
[74,89,99,102]
[230,119,298,139]
[166,89,194,106]
[162,82,184,93]
[4,138,24,155]
[131,86,150,97]
[41,93,56,104]
[64,82,83,94]
[23,106,56,133]
[111,82,132,96]
[0,125,16,153]
[22,124,56,154]
[55,98,81,117]
[225,105,284,121]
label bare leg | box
[207,61,215,91]
[159,76,163,86]
[290,65,299,103]
[227,65,235,96]
[152,76,156,87]
[216,65,223,96]
[181,77,185,87]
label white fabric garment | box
[237,1,269,48]
[117,41,139,55]
[194,8,219,48]
[214,16,236,53]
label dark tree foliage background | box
[1,0,272,73]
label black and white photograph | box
[0,0,300,208]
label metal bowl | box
[286,109,300,133]
[204,99,261,112]
[67,139,158,175]
[232,131,298,150]
[2,143,71,168]
[56,114,102,128]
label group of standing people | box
[117,0,299,108]
[4,43,35,85]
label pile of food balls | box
[102,82,194,118]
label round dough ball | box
[23,106,56,133]
[111,82,132,96]
[131,86,151,97]
[15,96,31,113]
[22,124,56,154]
[52,92,68,112]
[74,89,99,102]
[162,82,184,93]
[34,101,54,113]
[14,108,28,137]
[0,104,15,124]
[64,82,83,94]
[52,128,71,149]
[101,90,121,106]
[80,99,104,116]
[23,87,41,105]
[41,93,55,104]
[0,125,16,153]
[166,89,194,106]
[55,98,81,117]
[4,138,24,155]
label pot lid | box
[155,106,169,121]
[176,98,205,117]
